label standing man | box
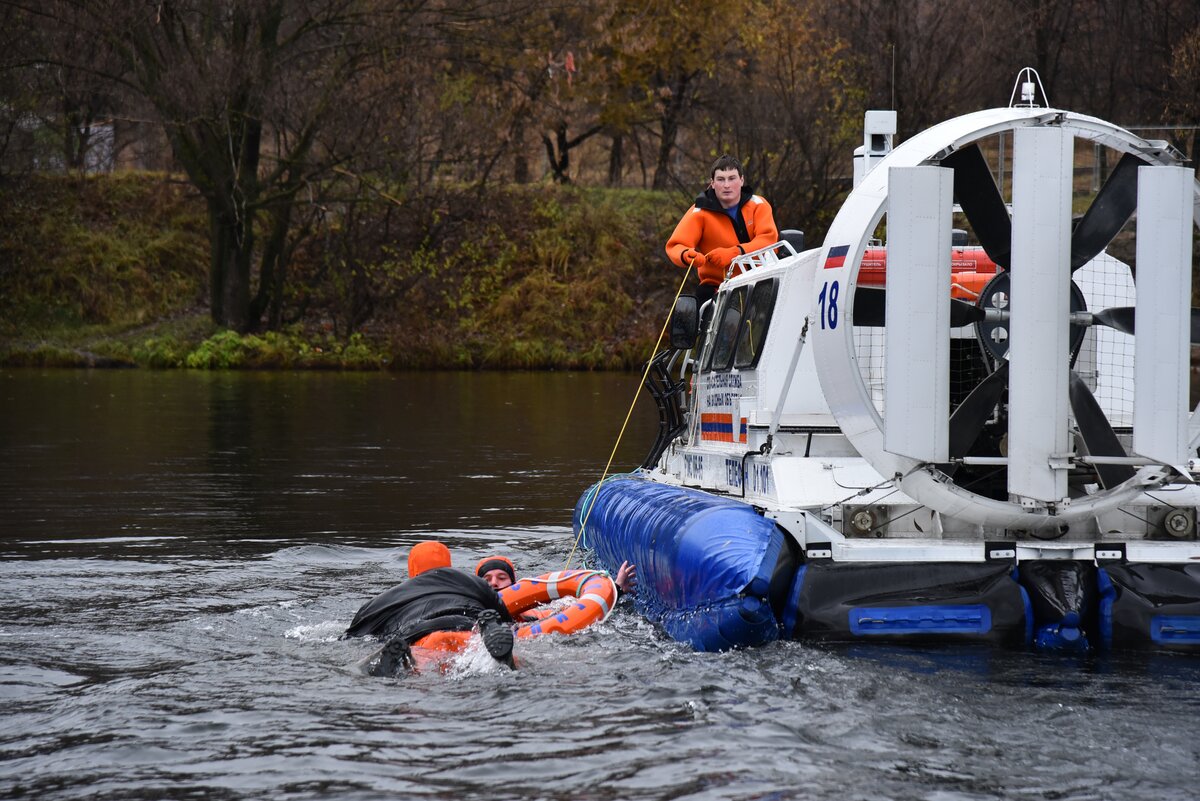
[665,154,779,308]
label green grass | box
[0,174,688,370]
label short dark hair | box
[710,154,743,179]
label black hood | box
[693,185,756,213]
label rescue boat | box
[576,71,1200,654]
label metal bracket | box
[1094,542,1127,564]
[985,541,1017,563]
[805,542,833,561]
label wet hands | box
[615,560,637,594]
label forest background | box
[1,0,1198,369]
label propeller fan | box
[854,140,1197,491]
[939,144,1199,489]
[814,105,1197,528]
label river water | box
[2,369,1199,801]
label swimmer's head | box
[408,541,452,577]
[475,555,516,590]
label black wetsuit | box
[344,567,512,644]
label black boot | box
[371,634,415,677]
[476,610,515,669]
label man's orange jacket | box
[665,187,778,286]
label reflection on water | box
[3,370,1200,801]
[0,370,654,553]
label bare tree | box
[10,0,510,331]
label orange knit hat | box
[475,555,516,584]
[408,541,452,577]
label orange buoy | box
[858,246,999,300]
[498,570,618,639]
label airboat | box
[576,72,1200,653]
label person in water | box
[474,554,634,627]
[665,153,779,309]
[346,541,516,675]
[475,554,638,593]
[475,555,517,590]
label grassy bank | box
[0,173,689,369]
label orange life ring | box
[498,570,618,639]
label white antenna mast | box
[1009,67,1049,108]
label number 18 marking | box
[818,280,840,329]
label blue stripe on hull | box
[1152,615,1200,645]
[849,604,992,636]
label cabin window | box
[734,279,778,369]
[706,286,748,372]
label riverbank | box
[0,173,689,370]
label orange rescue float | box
[406,570,617,668]
[499,570,618,638]
[858,246,999,300]
[411,630,473,654]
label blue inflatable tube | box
[573,475,787,651]
[785,561,1033,646]
[1098,563,1200,651]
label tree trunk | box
[608,133,623,186]
[652,113,678,190]
[653,72,690,190]
[207,197,255,332]
[181,108,262,332]
[543,121,603,184]
[513,118,529,183]
[62,101,93,171]
[543,121,571,183]
[252,202,291,330]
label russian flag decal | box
[823,244,849,269]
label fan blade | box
[1087,306,1200,343]
[854,287,984,327]
[1068,371,1135,488]
[942,144,1012,269]
[950,299,987,327]
[949,361,1009,458]
[1069,152,1143,272]
[1090,306,1136,335]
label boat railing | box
[726,232,804,280]
[640,348,689,469]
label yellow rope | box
[564,264,694,569]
